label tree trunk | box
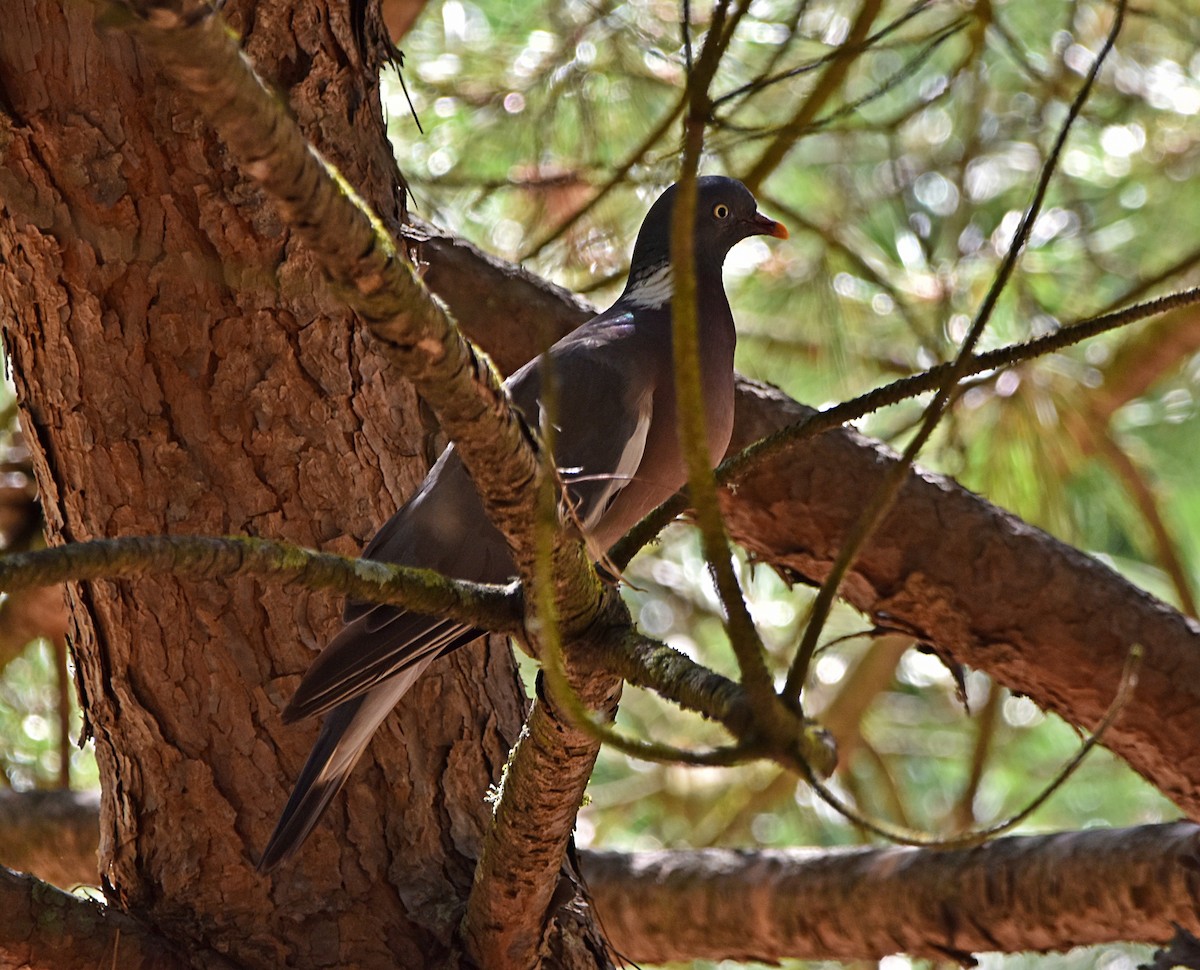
[7,1,1200,967]
[0,1,564,965]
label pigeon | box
[258,175,788,871]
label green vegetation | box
[2,0,1196,962]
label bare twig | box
[0,534,519,633]
[613,283,1200,572]
[783,0,1128,700]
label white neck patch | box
[623,263,673,309]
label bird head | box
[627,175,788,276]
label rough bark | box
[725,383,1200,819]
[0,1,541,967]
[9,791,1199,964]
[427,209,1200,823]
[3,1,1200,968]
[0,864,221,970]
[581,823,1200,963]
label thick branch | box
[430,235,1200,815]
[0,865,225,970]
[10,793,1197,965]
[726,381,1200,816]
[463,667,621,968]
[580,822,1200,963]
[405,217,589,376]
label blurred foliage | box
[0,638,96,792]
[387,0,1196,965]
[0,371,93,794]
[2,0,1198,962]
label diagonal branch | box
[111,0,581,589]
[726,378,1200,819]
[426,199,1200,820]
[107,4,629,963]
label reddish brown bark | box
[423,212,1200,825]
[4,0,1200,967]
[582,823,1200,963]
[726,382,1200,818]
[5,790,1200,965]
[0,1,539,966]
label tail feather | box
[282,611,480,724]
[258,664,429,872]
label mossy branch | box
[0,535,520,634]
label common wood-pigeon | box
[259,175,787,871]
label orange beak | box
[749,211,789,239]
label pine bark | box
[0,1,557,966]
[6,0,1200,967]
[583,823,1200,963]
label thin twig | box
[801,644,1142,848]
[0,534,519,633]
[783,0,1128,701]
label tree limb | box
[726,381,1200,817]
[426,213,1200,818]
[0,864,230,970]
[5,791,1196,965]
[580,822,1200,963]
[0,534,520,634]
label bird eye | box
[713,203,730,219]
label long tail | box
[257,664,428,872]
[283,611,480,723]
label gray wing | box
[284,447,505,723]
[287,311,657,722]
[259,667,427,872]
[510,312,657,538]
[265,308,659,868]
